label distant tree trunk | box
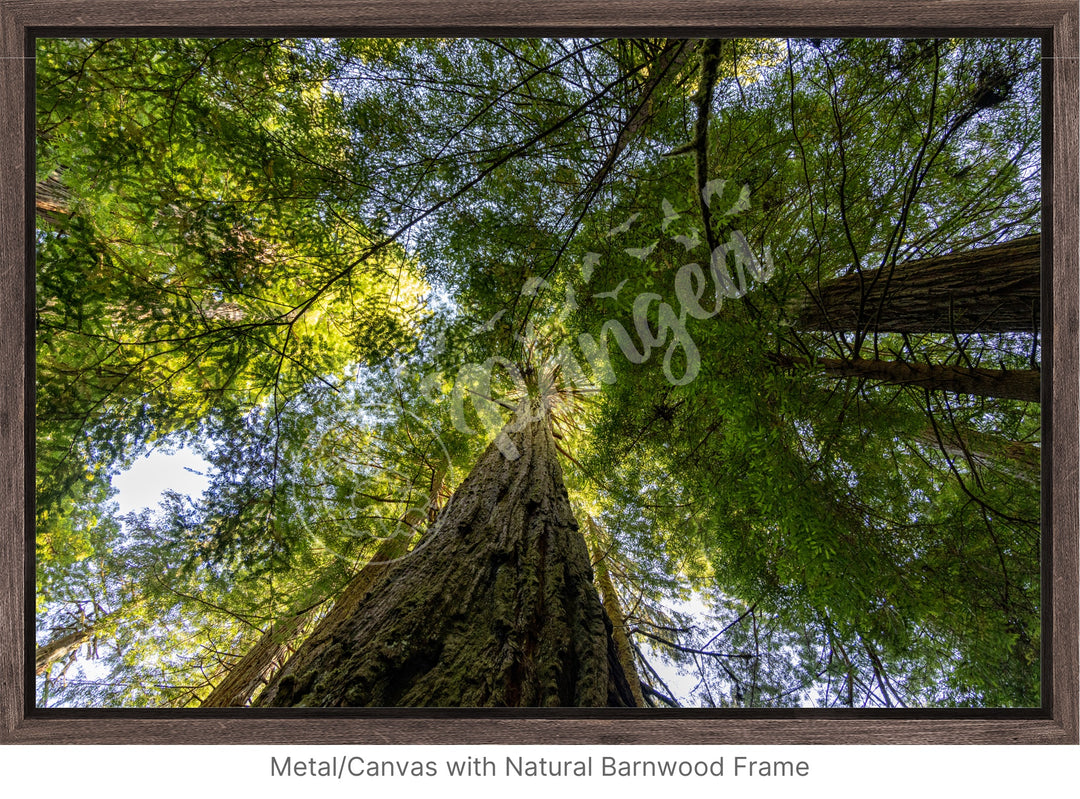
[35,628,92,675]
[36,169,71,225]
[775,354,1040,402]
[794,236,1040,334]
[199,609,315,708]
[255,398,635,707]
[586,518,645,708]
[202,469,446,707]
[912,426,1040,483]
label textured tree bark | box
[255,399,635,707]
[774,354,1040,402]
[794,236,1040,334]
[35,170,71,224]
[199,609,314,708]
[593,557,645,708]
[203,470,445,707]
[35,628,91,675]
[587,518,644,708]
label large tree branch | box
[793,235,1040,334]
[35,628,93,675]
[772,353,1040,403]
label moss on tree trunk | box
[255,399,635,707]
[587,517,645,707]
[200,610,313,707]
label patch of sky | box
[111,446,212,517]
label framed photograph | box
[1,0,1076,744]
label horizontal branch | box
[773,354,1040,403]
[794,235,1040,334]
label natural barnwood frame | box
[1,0,1075,744]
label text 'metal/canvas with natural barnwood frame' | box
[1,0,1076,745]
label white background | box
[1,743,1077,797]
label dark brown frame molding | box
[1,0,1076,745]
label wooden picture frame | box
[1,0,1076,744]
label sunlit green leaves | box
[36,36,1041,708]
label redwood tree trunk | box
[914,426,1040,473]
[199,610,314,707]
[203,471,443,707]
[594,556,645,708]
[587,517,644,708]
[36,170,71,225]
[776,354,1040,402]
[255,399,635,707]
[795,236,1040,334]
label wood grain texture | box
[3,0,1078,33]
[2,0,1077,745]
[0,0,30,744]
[0,711,1073,745]
[1046,2,1080,746]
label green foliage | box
[37,36,1041,708]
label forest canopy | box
[35,36,1042,708]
